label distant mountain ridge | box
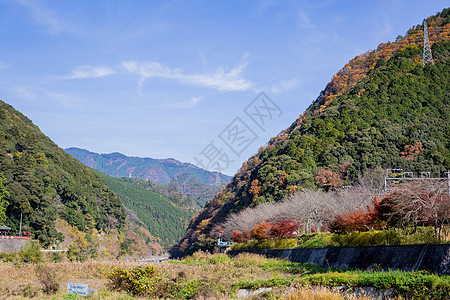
[65,147,232,209]
[65,147,231,185]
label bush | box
[20,240,42,263]
[233,253,267,267]
[107,265,160,295]
[208,253,231,264]
[332,230,401,246]
[400,227,440,244]
[0,251,18,262]
[50,251,64,263]
[35,264,59,294]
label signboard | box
[67,282,96,296]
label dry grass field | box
[0,252,378,299]
[2,251,445,299]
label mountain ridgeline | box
[65,147,232,209]
[0,101,126,247]
[172,9,450,257]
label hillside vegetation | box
[97,173,194,248]
[173,9,450,257]
[0,101,125,247]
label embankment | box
[228,244,450,275]
[0,237,29,252]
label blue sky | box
[0,0,448,175]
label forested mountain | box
[172,9,450,257]
[97,172,194,248]
[0,101,125,247]
[65,147,231,208]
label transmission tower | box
[423,19,434,66]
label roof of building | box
[0,225,11,230]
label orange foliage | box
[279,173,288,185]
[251,222,272,240]
[330,210,371,233]
[315,169,343,190]
[286,185,297,195]
[400,142,424,161]
[249,179,262,198]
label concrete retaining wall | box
[228,244,450,275]
[0,239,29,252]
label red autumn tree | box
[232,230,251,243]
[251,222,272,240]
[269,219,298,239]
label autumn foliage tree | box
[329,181,450,241]
[232,219,299,243]
[315,169,343,191]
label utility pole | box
[423,19,434,66]
[18,213,22,236]
[446,171,450,195]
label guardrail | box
[0,236,30,239]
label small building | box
[0,225,30,252]
[0,225,11,236]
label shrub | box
[20,240,42,263]
[107,265,160,295]
[208,253,231,264]
[0,251,18,262]
[35,264,59,294]
[233,253,267,267]
[332,231,401,247]
[50,251,64,263]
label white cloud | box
[60,65,115,79]
[0,62,8,69]
[122,54,252,93]
[168,97,202,109]
[14,0,67,34]
[270,78,300,94]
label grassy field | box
[0,252,449,299]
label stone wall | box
[0,239,29,252]
[228,244,450,275]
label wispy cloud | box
[13,0,68,34]
[270,78,300,94]
[373,15,392,42]
[44,91,82,109]
[0,62,8,69]
[122,54,252,94]
[298,9,314,29]
[58,65,115,79]
[167,96,202,109]
[11,86,36,100]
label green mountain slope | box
[97,172,194,248]
[172,9,450,257]
[0,101,125,246]
[65,147,231,208]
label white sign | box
[67,282,96,296]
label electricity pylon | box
[423,20,434,66]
